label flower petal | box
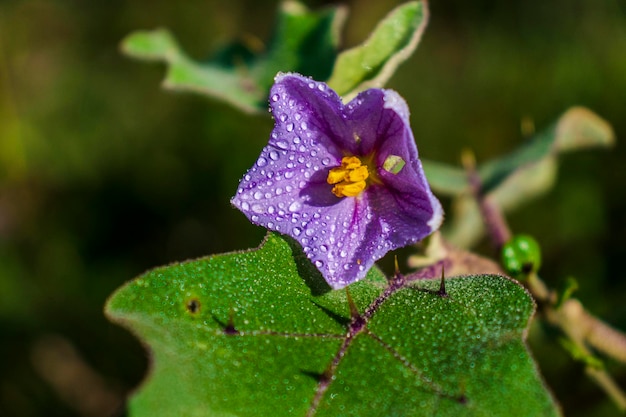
[232,73,442,289]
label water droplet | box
[308,82,315,89]
[285,185,293,192]
[320,245,328,252]
[271,94,279,102]
[254,191,263,200]
[267,222,274,229]
[252,204,264,214]
[265,192,272,199]
[275,188,283,195]
[293,227,302,236]
[286,123,294,132]
[269,151,279,161]
[310,150,317,157]
[242,202,250,210]
[267,206,275,214]
[294,113,302,121]
[321,158,330,166]
[315,260,324,268]
[289,201,301,212]
[317,84,325,91]
[285,171,294,179]
[279,113,288,122]
[343,264,351,271]
[305,229,314,237]
[301,122,308,130]
[257,157,267,167]
[293,136,301,144]
[340,250,347,258]
[276,140,288,150]
[251,215,259,222]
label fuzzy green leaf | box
[106,234,559,416]
[121,2,346,113]
[423,107,615,248]
[327,1,429,98]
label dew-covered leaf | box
[106,233,559,416]
[327,1,429,98]
[423,107,615,247]
[121,2,346,113]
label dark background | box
[1,0,625,416]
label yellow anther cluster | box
[327,156,370,198]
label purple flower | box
[232,73,443,289]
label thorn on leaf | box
[212,309,239,335]
[346,288,360,320]
[438,266,448,298]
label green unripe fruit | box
[501,235,542,278]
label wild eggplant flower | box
[232,73,443,289]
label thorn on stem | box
[394,255,400,276]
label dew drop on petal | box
[268,206,275,214]
[252,204,264,214]
[293,227,302,236]
[271,94,280,102]
[257,157,267,167]
[315,260,324,268]
[269,151,279,161]
[254,191,263,200]
[279,113,288,122]
[293,136,301,144]
[321,158,330,166]
[251,215,259,222]
[343,264,351,271]
[305,229,314,237]
[276,140,289,150]
[301,122,308,130]
[320,245,328,252]
[286,123,294,132]
[241,202,250,211]
[285,171,294,179]
[289,201,302,212]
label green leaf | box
[327,1,429,98]
[106,234,559,416]
[121,2,346,113]
[423,107,615,248]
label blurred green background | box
[1,0,625,416]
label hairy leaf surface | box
[107,234,559,416]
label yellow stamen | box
[327,156,370,198]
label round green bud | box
[501,234,542,277]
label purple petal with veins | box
[232,73,443,289]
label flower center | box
[327,156,370,198]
